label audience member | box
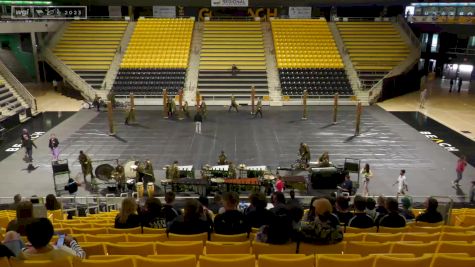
[45,194,62,211]
[378,197,406,228]
[246,192,274,228]
[299,198,343,244]
[162,191,182,223]
[286,190,302,208]
[303,197,318,222]
[374,195,388,224]
[335,196,353,226]
[365,197,377,221]
[348,196,374,228]
[337,174,353,195]
[208,194,223,214]
[270,191,287,215]
[257,192,293,244]
[7,201,34,235]
[167,199,211,235]
[213,192,249,235]
[114,198,141,229]
[416,197,443,223]
[10,194,22,210]
[1,231,24,257]
[19,218,85,260]
[400,197,415,220]
[198,195,214,226]
[141,198,166,229]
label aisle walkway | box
[25,83,83,112]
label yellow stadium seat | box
[80,242,106,257]
[372,254,432,267]
[437,241,475,256]
[199,254,255,267]
[156,241,203,256]
[365,233,403,242]
[9,259,72,267]
[258,254,314,267]
[345,227,377,233]
[107,227,141,234]
[127,234,167,242]
[443,226,475,232]
[252,242,297,255]
[402,233,440,242]
[316,254,375,267]
[430,254,475,267]
[135,255,196,267]
[54,228,73,235]
[72,257,133,267]
[143,228,167,234]
[390,241,438,256]
[409,226,443,233]
[343,233,365,242]
[298,242,345,255]
[440,232,475,242]
[210,233,248,242]
[168,233,208,242]
[205,241,251,254]
[84,234,127,242]
[344,241,392,256]
[72,228,108,235]
[106,242,155,256]
[378,227,409,233]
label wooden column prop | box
[196,90,201,109]
[107,101,115,136]
[251,86,255,115]
[163,89,168,118]
[302,89,308,120]
[333,93,338,124]
[129,92,136,124]
[178,89,184,120]
[355,102,362,136]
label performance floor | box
[0,104,473,202]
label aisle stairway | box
[336,21,410,90]
[198,21,268,99]
[0,75,27,118]
[54,21,128,89]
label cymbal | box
[263,174,275,180]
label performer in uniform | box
[135,161,146,182]
[171,161,180,180]
[228,94,239,112]
[200,98,207,119]
[114,163,126,192]
[183,101,190,118]
[78,150,94,182]
[228,161,237,178]
[170,98,177,118]
[254,97,263,118]
[144,160,155,182]
[299,142,310,167]
[318,151,330,167]
[93,94,101,112]
[218,151,228,165]
[124,104,133,125]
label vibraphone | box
[161,178,208,196]
[282,176,308,192]
[223,178,261,192]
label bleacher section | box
[54,21,128,89]
[112,18,193,96]
[197,21,268,98]
[336,21,410,90]
[272,19,352,97]
[0,76,23,117]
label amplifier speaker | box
[52,160,69,174]
[344,162,359,172]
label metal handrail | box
[396,14,421,50]
[0,59,36,113]
[43,48,95,101]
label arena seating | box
[112,18,194,96]
[54,21,128,89]
[0,78,22,116]
[271,19,352,97]
[197,21,268,98]
[336,21,410,90]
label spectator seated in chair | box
[378,197,406,228]
[348,196,374,229]
[415,197,443,224]
[213,192,249,235]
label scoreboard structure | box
[11,6,87,19]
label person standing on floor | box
[228,94,239,112]
[20,129,31,160]
[22,134,37,163]
[458,78,463,93]
[52,80,58,92]
[361,163,373,197]
[453,155,468,187]
[194,111,203,134]
[419,87,428,108]
[48,134,59,162]
[254,97,263,118]
[393,169,408,196]
[200,98,207,119]
[449,78,454,92]
[78,150,94,183]
[183,101,190,118]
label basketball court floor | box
[0,79,473,203]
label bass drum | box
[94,164,115,181]
[124,160,137,179]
